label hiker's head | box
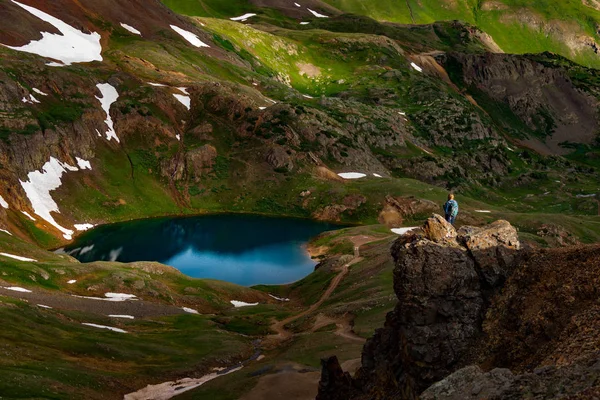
[448,193,455,200]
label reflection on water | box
[61,214,341,286]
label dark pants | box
[445,214,456,224]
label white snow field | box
[32,88,48,96]
[182,307,199,314]
[120,23,141,35]
[338,172,367,179]
[74,223,94,231]
[411,62,423,72]
[0,195,8,208]
[170,25,210,48]
[109,315,135,319]
[0,253,37,262]
[173,94,191,110]
[21,211,36,221]
[72,293,138,302]
[95,83,120,142]
[2,286,33,292]
[75,157,92,170]
[3,0,102,65]
[82,323,127,333]
[307,8,328,18]
[0,229,12,236]
[19,157,83,240]
[391,227,418,235]
[269,294,290,302]
[230,300,259,307]
[230,13,257,21]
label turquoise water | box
[61,214,341,286]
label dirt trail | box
[268,235,387,343]
[269,256,363,341]
[312,313,366,343]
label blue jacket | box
[444,199,459,217]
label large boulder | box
[266,145,293,171]
[457,220,520,287]
[423,213,458,243]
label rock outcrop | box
[317,217,600,399]
[317,215,520,399]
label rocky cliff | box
[317,215,600,399]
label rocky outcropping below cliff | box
[317,215,600,399]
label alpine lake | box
[61,214,342,286]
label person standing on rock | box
[443,193,459,224]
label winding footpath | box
[269,255,366,343]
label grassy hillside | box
[322,0,600,68]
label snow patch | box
[95,83,120,142]
[173,94,191,110]
[230,13,257,21]
[19,157,80,240]
[302,94,313,99]
[177,87,189,95]
[106,293,137,301]
[0,229,12,236]
[230,300,259,308]
[373,173,383,178]
[120,23,141,35]
[147,82,167,87]
[2,286,33,292]
[410,62,423,73]
[29,94,40,104]
[474,210,492,213]
[82,323,127,333]
[300,22,310,25]
[21,211,36,221]
[576,194,596,198]
[183,307,199,314]
[74,224,94,231]
[72,293,137,302]
[124,366,242,400]
[109,315,135,319]
[307,8,328,18]
[67,280,77,284]
[269,294,290,302]
[259,106,266,110]
[175,134,181,141]
[338,172,366,179]
[75,157,92,170]
[170,25,210,48]
[391,227,418,235]
[33,88,47,96]
[295,3,301,7]
[3,0,102,66]
[0,195,8,209]
[37,304,52,309]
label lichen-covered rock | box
[422,214,457,243]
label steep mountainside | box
[1,0,600,247]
